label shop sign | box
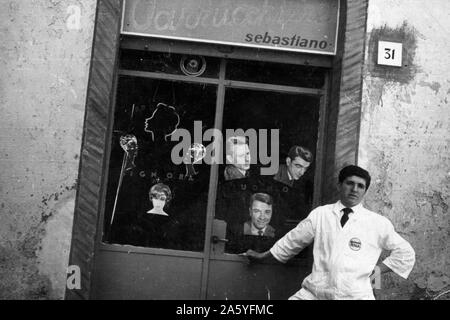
[122,0,340,55]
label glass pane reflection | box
[104,76,216,252]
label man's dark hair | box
[338,165,371,189]
[288,145,313,163]
[249,192,273,208]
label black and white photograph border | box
[0,0,448,303]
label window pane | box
[104,76,217,252]
[120,49,220,78]
[226,59,326,88]
[215,88,320,256]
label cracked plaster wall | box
[359,0,450,299]
[0,0,96,299]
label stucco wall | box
[359,0,450,299]
[0,0,96,299]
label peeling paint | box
[361,0,450,300]
[0,245,51,299]
[36,192,77,299]
[418,81,441,95]
[0,0,96,299]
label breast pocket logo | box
[349,238,362,251]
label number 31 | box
[384,48,396,60]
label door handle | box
[211,235,229,244]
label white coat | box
[270,201,415,300]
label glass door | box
[92,44,328,300]
[207,59,327,299]
[93,49,221,299]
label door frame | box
[66,0,369,300]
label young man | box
[246,165,415,300]
[274,145,314,221]
[243,193,275,238]
[224,136,251,180]
[274,145,313,187]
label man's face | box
[286,156,311,180]
[228,144,251,171]
[338,175,367,207]
[249,200,272,230]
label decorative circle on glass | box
[180,55,207,77]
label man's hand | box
[369,267,378,282]
[243,249,273,263]
[370,263,392,289]
[374,262,391,275]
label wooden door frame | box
[66,0,368,300]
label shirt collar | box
[333,201,364,220]
[287,168,293,181]
[251,224,266,235]
[237,168,247,177]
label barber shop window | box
[103,42,327,255]
[216,68,322,255]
